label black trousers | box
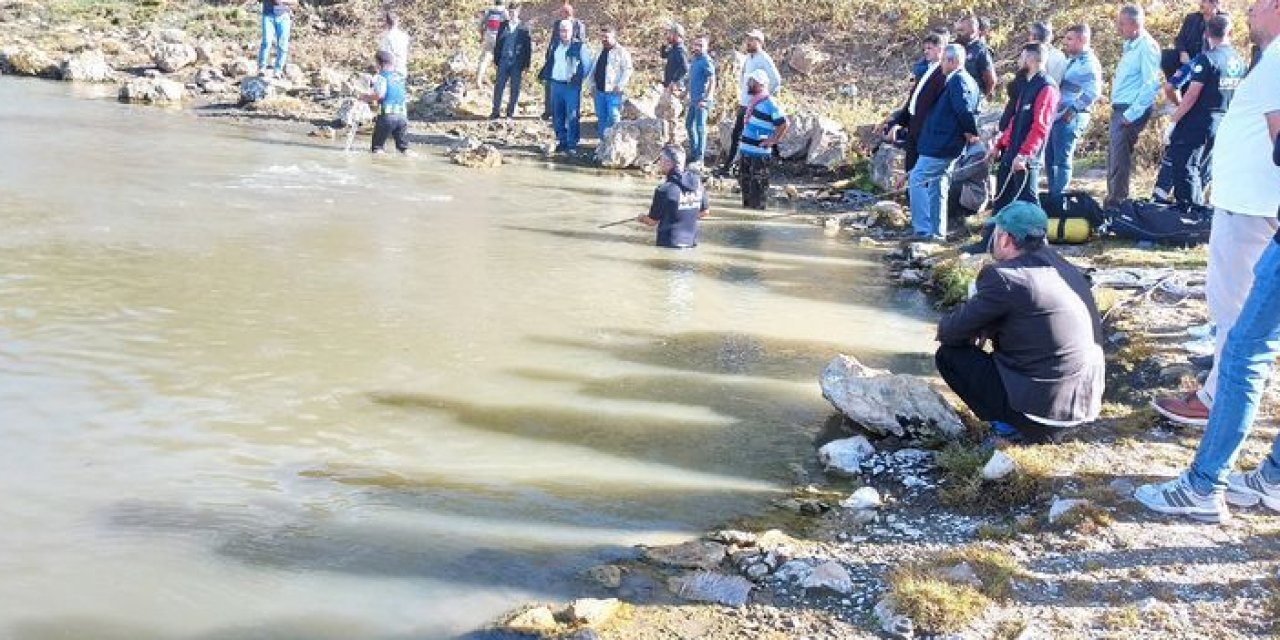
[738,155,770,210]
[372,114,409,152]
[934,344,1062,443]
[721,106,748,169]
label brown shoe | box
[1152,392,1210,426]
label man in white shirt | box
[1153,4,1280,427]
[1029,22,1067,84]
[378,11,411,78]
[717,29,781,174]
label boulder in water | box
[668,571,753,607]
[777,111,819,160]
[820,354,964,440]
[450,143,503,169]
[644,539,727,570]
[817,435,875,476]
[118,76,185,104]
[61,49,113,82]
[152,42,196,73]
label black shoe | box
[488,112,500,120]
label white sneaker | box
[1186,322,1215,339]
[1226,469,1280,512]
[1134,474,1230,523]
[1182,335,1216,357]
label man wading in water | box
[635,145,710,248]
[361,50,413,155]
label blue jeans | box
[257,13,291,73]
[492,62,522,117]
[550,81,582,151]
[907,155,955,238]
[1187,240,1280,494]
[686,103,709,164]
[993,160,1041,212]
[1045,113,1088,200]
[593,90,622,140]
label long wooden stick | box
[597,216,637,229]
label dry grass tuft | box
[887,571,990,634]
[937,443,1056,511]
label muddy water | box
[0,78,937,638]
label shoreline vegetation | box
[3,0,1278,638]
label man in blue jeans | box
[258,0,295,77]
[546,19,594,154]
[1045,24,1103,202]
[1136,133,1280,523]
[590,27,632,140]
[685,36,715,167]
[908,43,980,240]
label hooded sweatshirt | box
[646,169,709,248]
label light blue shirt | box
[1110,30,1162,123]
[1057,48,1103,119]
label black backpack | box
[1104,200,1214,247]
[1040,191,1105,244]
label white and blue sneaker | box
[1226,469,1280,512]
[1134,474,1230,523]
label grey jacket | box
[937,246,1105,423]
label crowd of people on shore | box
[250,0,1280,525]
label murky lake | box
[0,78,937,638]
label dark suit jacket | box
[891,66,946,146]
[937,246,1105,422]
[495,21,532,71]
[918,70,980,159]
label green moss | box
[931,257,980,308]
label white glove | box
[1162,122,1175,146]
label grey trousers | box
[1106,104,1151,209]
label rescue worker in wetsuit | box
[636,145,711,248]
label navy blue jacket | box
[918,70,981,159]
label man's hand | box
[759,136,779,148]
[1179,51,1190,65]
[965,133,981,145]
[1011,155,1027,173]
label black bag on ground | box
[1040,190,1105,244]
[1105,199,1213,247]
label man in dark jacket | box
[636,145,710,248]
[955,15,997,101]
[1164,0,1226,78]
[907,43,981,239]
[490,4,532,120]
[936,202,1106,444]
[886,32,948,174]
[989,43,1060,211]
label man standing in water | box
[636,145,710,248]
[362,50,412,155]
[737,69,789,210]
[258,0,296,78]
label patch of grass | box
[1055,501,1114,534]
[1093,286,1122,317]
[937,443,1056,512]
[930,256,981,308]
[933,546,1023,600]
[1088,239,1208,269]
[1101,402,1160,438]
[1099,606,1141,630]
[886,572,990,634]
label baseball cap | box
[747,68,770,86]
[984,201,1048,240]
[745,29,766,42]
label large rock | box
[6,47,59,78]
[668,571,753,607]
[503,606,558,633]
[805,116,850,169]
[820,354,965,440]
[194,41,221,67]
[239,75,274,104]
[777,111,819,160]
[787,44,828,75]
[158,28,188,45]
[336,98,374,126]
[622,87,661,120]
[871,144,904,191]
[801,561,853,594]
[654,89,683,121]
[566,598,620,626]
[412,77,467,118]
[193,66,229,93]
[118,77,185,104]
[644,539,727,570]
[152,42,197,73]
[283,63,305,86]
[817,435,875,475]
[312,66,347,95]
[451,143,503,168]
[61,49,113,82]
[841,486,883,510]
[713,119,736,164]
[595,118,666,168]
[223,57,256,78]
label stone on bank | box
[820,354,964,440]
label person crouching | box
[362,50,411,154]
[636,145,710,248]
[935,202,1106,445]
[736,69,789,210]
